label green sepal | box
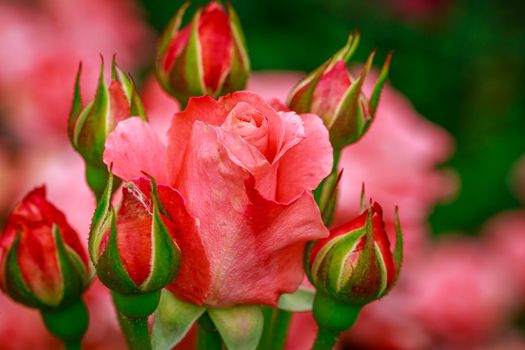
[88,170,114,262]
[152,291,205,350]
[339,207,381,305]
[167,7,206,106]
[112,57,148,121]
[208,305,264,350]
[218,2,249,96]
[156,2,190,94]
[391,207,404,286]
[96,208,140,294]
[68,63,83,142]
[74,58,110,165]
[318,228,366,295]
[139,188,181,292]
[318,170,344,226]
[369,52,392,117]
[52,225,89,306]
[277,286,315,312]
[2,233,43,308]
[329,50,375,149]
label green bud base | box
[112,290,161,318]
[85,163,109,201]
[40,299,89,350]
[112,290,161,350]
[312,292,362,350]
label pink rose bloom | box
[0,0,152,143]
[104,91,332,306]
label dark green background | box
[138,0,525,236]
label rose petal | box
[276,113,333,202]
[173,121,328,306]
[198,2,233,92]
[167,96,224,185]
[104,117,168,183]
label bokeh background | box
[0,0,524,349]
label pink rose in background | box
[0,0,152,144]
[104,91,332,306]
[334,70,456,258]
[384,0,450,18]
[405,239,516,346]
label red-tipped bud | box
[156,1,250,105]
[0,187,90,309]
[288,31,391,150]
[306,200,403,306]
[89,174,182,295]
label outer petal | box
[167,95,224,184]
[115,181,153,287]
[198,2,233,92]
[276,113,333,203]
[311,60,351,124]
[173,121,328,306]
[104,117,168,183]
[159,185,211,306]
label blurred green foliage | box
[137,0,525,235]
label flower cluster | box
[0,1,407,349]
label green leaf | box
[182,9,206,96]
[278,286,315,312]
[152,291,205,350]
[208,305,264,350]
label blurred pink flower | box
[386,0,450,18]
[404,239,516,345]
[0,0,152,144]
[333,70,456,259]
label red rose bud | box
[0,187,90,309]
[156,1,250,105]
[68,57,147,198]
[89,174,181,295]
[306,200,403,306]
[288,31,392,150]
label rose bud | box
[156,2,250,106]
[0,187,90,308]
[306,200,403,306]
[90,174,184,318]
[288,31,391,150]
[68,57,147,199]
